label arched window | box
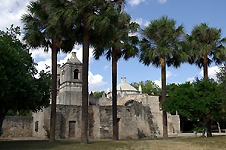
[74,69,79,79]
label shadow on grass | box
[2,136,225,150]
[0,139,128,150]
[0,140,77,150]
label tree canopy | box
[163,78,223,136]
[216,64,226,111]
[0,26,51,136]
[90,91,106,99]
[130,80,161,95]
[186,23,226,78]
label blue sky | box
[1,0,226,92]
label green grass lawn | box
[1,136,226,150]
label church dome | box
[117,77,138,92]
[106,77,140,98]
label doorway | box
[69,121,76,139]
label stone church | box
[2,52,180,139]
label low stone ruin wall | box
[1,116,33,138]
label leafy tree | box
[163,78,223,136]
[139,16,185,138]
[216,64,226,126]
[186,23,226,136]
[166,83,179,96]
[217,64,226,106]
[93,11,139,140]
[21,0,76,142]
[0,26,51,136]
[90,91,106,99]
[130,80,161,95]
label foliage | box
[139,16,186,68]
[93,91,106,99]
[0,25,51,135]
[50,0,128,143]
[6,109,32,116]
[186,23,226,78]
[163,78,223,129]
[216,64,226,102]
[22,0,76,52]
[92,7,139,140]
[139,16,185,138]
[93,12,139,61]
[216,64,226,122]
[22,0,78,141]
[90,91,106,99]
[130,80,161,95]
[166,83,179,96]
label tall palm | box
[59,0,125,144]
[139,16,185,139]
[187,23,226,79]
[22,0,75,142]
[93,12,139,140]
[186,23,226,137]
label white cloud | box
[199,65,220,80]
[35,58,52,78]
[157,0,167,4]
[0,0,31,31]
[187,65,221,83]
[132,18,149,27]
[166,71,173,78]
[31,48,51,60]
[128,0,145,6]
[187,77,195,82]
[154,79,161,88]
[103,65,109,70]
[144,21,150,27]
[134,18,143,25]
[89,71,107,92]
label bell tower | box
[57,52,82,105]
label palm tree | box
[139,16,185,139]
[93,11,139,140]
[187,23,226,79]
[186,23,226,137]
[22,0,76,142]
[58,0,126,144]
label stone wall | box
[98,101,157,139]
[1,116,33,138]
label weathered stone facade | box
[2,52,180,139]
[31,52,180,139]
[1,116,33,138]
[32,101,158,139]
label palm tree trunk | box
[203,54,208,79]
[112,47,118,140]
[81,14,89,144]
[160,57,168,139]
[49,38,57,142]
[203,55,212,137]
[206,112,212,137]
